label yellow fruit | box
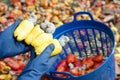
[31,33,53,47]
[35,39,62,56]
[14,20,34,41]
[35,39,53,55]
[25,25,44,45]
[0,74,12,80]
[50,39,62,56]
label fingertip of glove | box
[15,20,21,24]
[12,20,22,29]
[48,43,54,50]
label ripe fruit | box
[94,61,103,69]
[66,54,77,63]
[78,69,86,75]
[93,53,103,62]
[57,60,68,69]
[69,67,79,76]
[56,66,66,77]
[73,60,82,67]
[82,57,94,69]
[4,58,20,71]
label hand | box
[17,44,57,80]
[0,20,32,59]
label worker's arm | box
[0,20,32,59]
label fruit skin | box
[25,25,44,45]
[35,39,53,55]
[0,61,11,74]
[50,39,62,56]
[92,53,103,62]
[73,60,82,67]
[56,66,65,77]
[14,20,34,41]
[56,60,67,77]
[0,74,12,80]
[66,54,77,64]
[78,69,86,76]
[56,60,68,77]
[26,0,36,6]
[31,33,53,47]
[93,61,103,69]
[86,68,94,74]
[57,60,68,69]
[4,58,20,71]
[35,39,62,56]
[17,61,26,70]
[69,67,79,76]
[82,57,94,69]
[56,64,66,72]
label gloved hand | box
[17,44,57,80]
[0,20,32,59]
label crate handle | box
[50,71,74,78]
[73,12,94,22]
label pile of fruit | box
[0,0,120,45]
[0,53,30,80]
[56,53,103,77]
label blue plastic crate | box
[46,12,115,80]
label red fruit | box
[56,66,65,77]
[11,0,21,7]
[56,66,65,72]
[87,56,93,61]
[73,60,82,67]
[97,1,103,7]
[56,65,69,78]
[56,60,67,72]
[94,61,103,69]
[86,68,94,73]
[69,67,79,76]
[66,54,77,63]
[11,0,19,3]
[13,69,22,74]
[93,54,103,62]
[86,60,94,70]
[7,12,14,19]
[57,60,68,69]
[56,65,65,77]
[4,58,20,70]
[58,60,67,66]
[82,56,92,63]
[17,61,26,70]
[78,69,86,75]
[82,56,93,62]
[82,57,94,69]
[26,0,35,6]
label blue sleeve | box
[0,20,31,59]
